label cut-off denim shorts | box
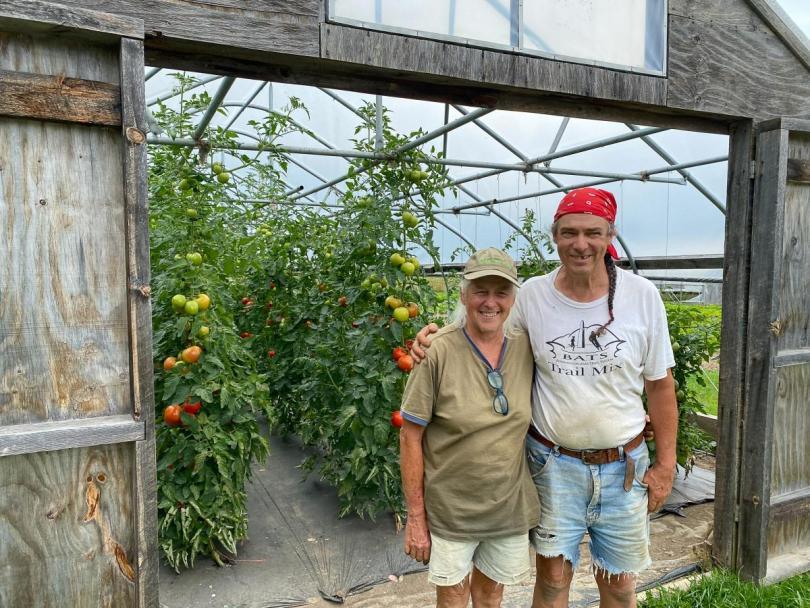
[526,435,652,577]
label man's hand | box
[410,323,439,363]
[403,514,431,564]
[643,462,676,513]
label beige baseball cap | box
[462,247,520,287]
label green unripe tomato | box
[211,162,224,175]
[185,208,198,219]
[171,294,187,310]
[186,252,203,266]
[393,307,410,323]
[390,253,406,267]
[217,171,231,184]
[184,300,199,316]
[400,262,416,276]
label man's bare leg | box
[594,569,637,608]
[436,575,471,608]
[531,555,573,608]
[469,567,504,608]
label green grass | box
[640,570,810,607]
[688,368,719,416]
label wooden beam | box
[770,488,810,522]
[787,158,810,184]
[0,0,142,40]
[713,119,755,571]
[774,349,810,368]
[615,255,724,270]
[0,415,144,457]
[0,69,121,126]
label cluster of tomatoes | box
[160,291,211,426]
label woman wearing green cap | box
[399,247,539,608]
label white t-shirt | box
[514,267,675,449]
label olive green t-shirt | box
[401,324,540,541]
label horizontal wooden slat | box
[0,415,144,457]
[774,349,810,368]
[770,487,810,522]
[0,69,121,125]
[695,413,718,439]
[616,255,725,270]
[0,0,143,40]
[787,158,810,183]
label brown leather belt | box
[527,425,644,465]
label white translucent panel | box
[332,0,512,46]
[523,0,665,71]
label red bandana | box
[554,187,620,260]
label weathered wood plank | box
[778,134,810,351]
[0,0,142,40]
[787,159,810,183]
[0,414,143,456]
[0,31,120,83]
[737,126,788,581]
[0,118,130,426]
[668,14,810,122]
[616,255,725,269]
[774,350,810,367]
[321,23,667,107]
[771,489,810,523]
[0,68,121,125]
[713,119,754,570]
[769,363,810,496]
[53,0,320,57]
[0,443,136,606]
[120,36,159,608]
[694,413,718,439]
[669,0,765,27]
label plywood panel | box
[778,133,810,351]
[0,119,129,426]
[0,31,119,83]
[668,14,810,121]
[768,512,810,564]
[0,443,136,606]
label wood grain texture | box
[778,134,810,351]
[745,0,810,72]
[713,120,754,570]
[668,14,810,122]
[0,414,143,456]
[0,31,120,83]
[771,487,810,522]
[321,23,667,107]
[53,0,320,57]
[0,68,121,125]
[0,0,142,40]
[0,118,130,426]
[120,37,159,608]
[769,364,810,496]
[0,443,136,606]
[737,127,788,581]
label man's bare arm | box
[643,370,678,512]
[400,419,431,563]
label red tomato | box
[182,400,202,415]
[240,331,253,339]
[181,346,202,364]
[241,297,251,305]
[163,356,177,371]
[392,347,407,361]
[390,411,404,428]
[338,296,348,307]
[397,354,414,373]
[163,405,182,426]
[267,349,276,358]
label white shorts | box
[428,532,531,587]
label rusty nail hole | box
[39,199,47,206]
[96,473,106,483]
[86,475,93,482]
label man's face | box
[553,214,614,276]
[461,276,515,337]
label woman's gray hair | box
[449,278,521,337]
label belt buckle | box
[580,450,602,465]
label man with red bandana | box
[413,188,678,608]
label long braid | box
[590,253,617,340]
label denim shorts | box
[428,532,532,587]
[526,436,651,576]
